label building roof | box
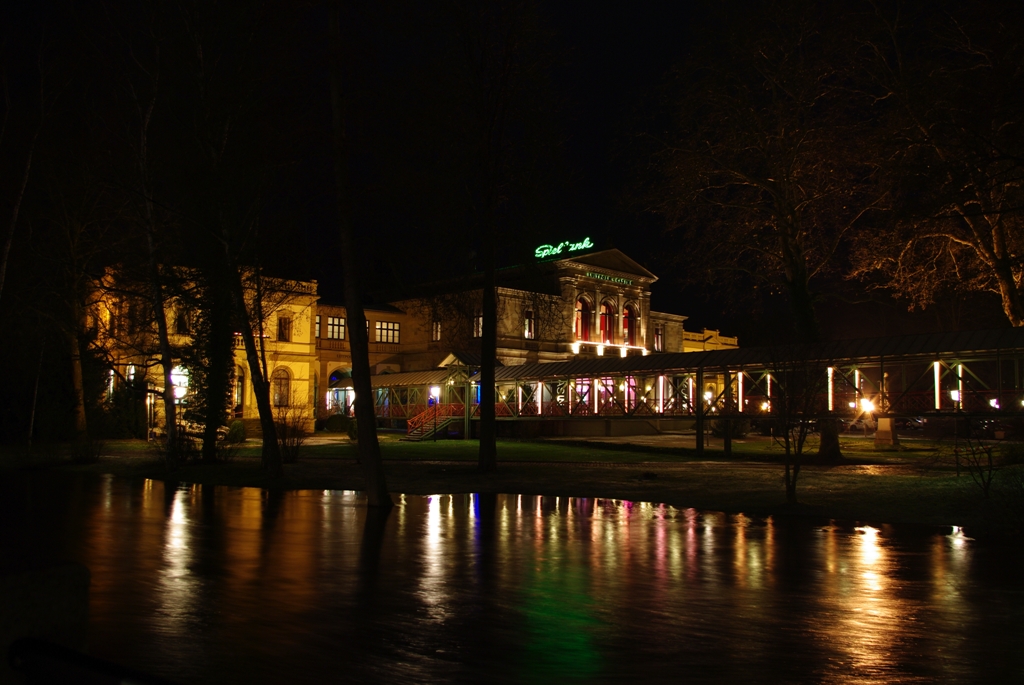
[562,249,658,282]
[488,328,1024,381]
[369,369,453,388]
[438,352,502,368]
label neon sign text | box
[534,236,594,259]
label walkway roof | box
[369,328,1024,388]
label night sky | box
[1,0,1013,350]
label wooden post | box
[695,367,704,458]
[723,370,732,458]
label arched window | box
[599,301,616,344]
[623,304,638,346]
[574,298,591,341]
[271,368,290,407]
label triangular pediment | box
[559,249,658,282]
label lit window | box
[277,316,292,342]
[599,302,615,344]
[524,310,535,340]
[315,315,321,338]
[327,316,346,340]
[473,312,483,338]
[432,320,441,342]
[375,321,400,343]
[575,298,591,341]
[654,325,664,352]
[623,305,637,346]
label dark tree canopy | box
[644,0,888,342]
[849,1,1024,327]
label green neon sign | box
[534,237,594,260]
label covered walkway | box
[370,329,1024,442]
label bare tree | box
[763,348,833,504]
[644,0,886,342]
[850,1,1024,327]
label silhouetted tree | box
[850,1,1024,327]
[328,2,390,506]
[644,0,886,342]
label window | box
[524,310,535,340]
[271,368,290,407]
[327,316,346,340]
[623,305,637,346]
[654,325,664,352]
[473,312,483,338]
[277,316,292,342]
[599,302,616,344]
[174,308,190,335]
[375,321,400,343]
[432,320,441,342]
[315,315,321,338]
[574,298,591,341]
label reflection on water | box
[3,472,1023,684]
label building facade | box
[95,248,736,432]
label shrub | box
[275,407,309,464]
[325,413,351,433]
[710,418,751,438]
[226,420,246,444]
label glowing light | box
[619,347,628,358]
[849,401,856,409]
[950,390,960,403]
[989,398,999,409]
[860,398,875,413]
[170,366,189,399]
[571,342,580,354]
[429,385,441,400]
[596,345,604,356]
[704,391,713,402]
[760,401,770,411]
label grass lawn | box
[3,434,1020,534]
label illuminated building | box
[93,243,735,432]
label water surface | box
[3,472,1022,683]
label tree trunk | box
[478,250,498,473]
[28,344,45,447]
[817,417,843,462]
[992,254,1024,327]
[227,263,282,477]
[145,234,179,463]
[784,462,800,505]
[0,121,39,306]
[68,330,88,439]
[329,4,391,508]
[783,269,819,342]
[202,270,234,462]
